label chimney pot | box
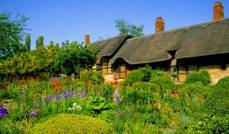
[85,34,90,46]
[155,17,165,33]
[213,0,224,21]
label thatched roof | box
[176,18,229,59]
[109,28,186,65]
[93,35,131,58]
[110,18,229,65]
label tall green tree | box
[25,34,31,51]
[55,42,60,48]
[49,40,54,47]
[0,12,28,59]
[36,36,44,49]
[114,19,144,37]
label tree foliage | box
[49,40,54,47]
[0,12,28,59]
[36,36,44,49]
[114,19,144,37]
[0,41,98,79]
[24,34,31,51]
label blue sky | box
[0,0,229,48]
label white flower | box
[76,105,82,110]
[72,103,77,107]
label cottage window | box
[114,65,128,79]
[119,66,127,79]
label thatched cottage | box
[87,1,229,84]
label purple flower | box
[44,89,86,103]
[113,89,120,103]
[55,95,62,101]
[0,106,9,118]
[30,110,37,117]
[45,96,53,102]
[62,91,75,99]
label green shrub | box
[121,89,155,105]
[30,114,113,134]
[122,66,152,86]
[178,113,229,134]
[86,96,114,114]
[138,66,152,82]
[181,82,204,98]
[185,70,211,85]
[177,82,213,112]
[80,71,104,85]
[202,77,229,115]
[150,70,175,91]
[122,70,145,86]
[184,77,229,134]
[216,76,229,89]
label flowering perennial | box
[44,89,87,102]
[30,109,38,118]
[113,89,120,103]
[0,105,9,118]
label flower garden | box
[0,65,229,133]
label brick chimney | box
[84,34,90,46]
[155,17,165,33]
[213,0,224,21]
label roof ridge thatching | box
[110,18,229,65]
[93,35,131,58]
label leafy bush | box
[185,70,211,85]
[181,77,229,134]
[177,82,213,112]
[86,96,114,114]
[202,77,229,115]
[30,114,113,134]
[192,113,229,134]
[181,82,208,98]
[121,89,155,105]
[216,76,229,89]
[122,70,144,86]
[80,71,104,85]
[0,42,97,80]
[150,70,175,91]
[138,66,152,82]
[122,66,152,86]
[178,113,229,134]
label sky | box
[0,0,229,49]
